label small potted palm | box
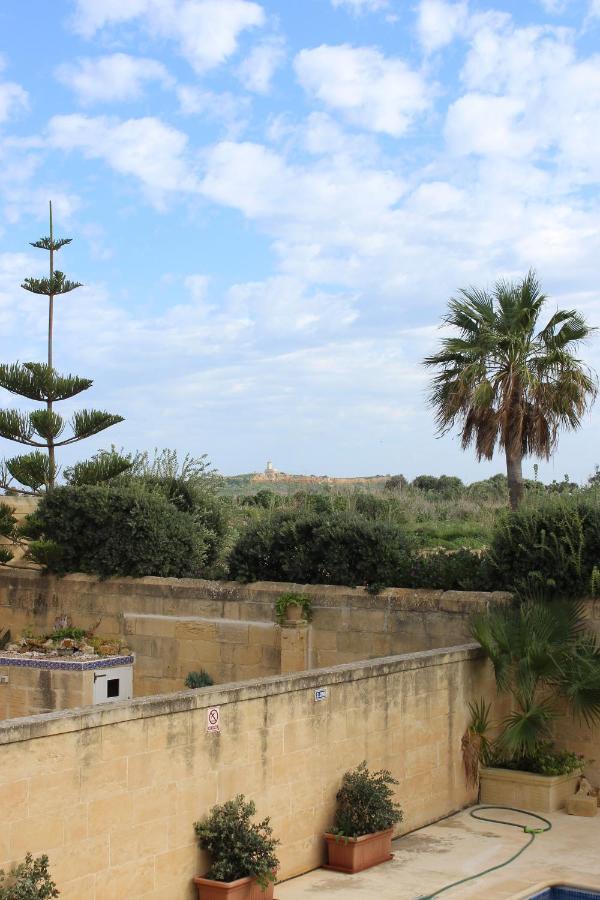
[323,762,403,873]
[471,598,600,811]
[193,795,279,899]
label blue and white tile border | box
[0,654,134,671]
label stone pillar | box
[280,622,310,674]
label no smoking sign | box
[207,706,220,733]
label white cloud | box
[55,53,173,105]
[294,44,430,136]
[416,0,468,54]
[0,81,28,125]
[589,0,600,17]
[451,18,600,179]
[330,0,389,11]
[46,114,200,204]
[70,0,265,73]
[237,37,285,93]
[445,93,534,157]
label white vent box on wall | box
[92,664,133,704]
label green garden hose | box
[415,805,552,900]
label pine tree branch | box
[57,410,125,444]
[64,450,134,486]
[0,363,93,401]
[5,452,53,493]
[0,410,44,445]
[30,237,72,252]
[29,410,65,441]
[21,271,82,296]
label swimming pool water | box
[528,888,600,899]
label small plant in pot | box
[193,795,279,899]
[274,592,312,624]
[324,761,403,874]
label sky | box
[0,0,599,484]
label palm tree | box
[471,599,600,760]
[424,270,597,509]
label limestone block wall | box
[0,569,509,695]
[0,644,495,900]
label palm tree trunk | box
[505,447,524,510]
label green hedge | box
[227,510,413,590]
[489,496,600,596]
[24,485,206,578]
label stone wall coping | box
[0,568,512,610]
[0,642,483,746]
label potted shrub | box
[193,795,279,899]
[0,852,59,899]
[323,762,403,874]
[470,598,600,811]
[274,592,312,625]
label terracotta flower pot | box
[193,875,275,900]
[323,829,394,874]
[284,604,303,623]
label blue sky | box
[0,0,599,483]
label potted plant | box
[0,852,59,898]
[470,598,600,811]
[193,795,279,899]
[274,592,312,625]
[323,761,403,874]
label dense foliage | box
[228,509,413,591]
[194,796,279,888]
[332,762,403,838]
[490,742,583,777]
[24,485,206,578]
[471,599,600,761]
[0,853,59,900]
[490,495,600,596]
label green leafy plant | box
[274,592,313,623]
[490,741,584,777]
[489,496,600,597]
[185,669,214,689]
[331,761,403,839]
[591,566,600,599]
[0,203,130,495]
[194,796,279,889]
[228,509,413,591]
[23,484,206,578]
[0,853,59,899]
[471,599,600,762]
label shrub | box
[24,484,206,578]
[194,796,279,888]
[227,510,413,591]
[0,853,59,899]
[471,599,600,762]
[490,742,583,777]
[408,549,493,591]
[332,762,403,838]
[489,496,600,596]
[185,669,214,689]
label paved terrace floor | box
[277,807,600,899]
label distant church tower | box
[265,460,274,474]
